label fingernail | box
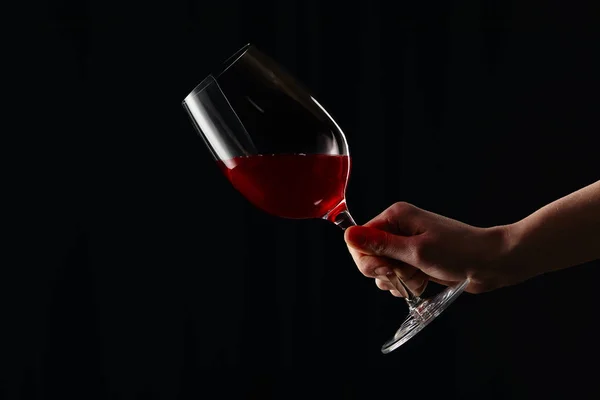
[374,267,390,276]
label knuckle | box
[357,255,379,276]
[390,201,415,216]
[370,232,389,255]
[364,258,391,277]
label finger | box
[345,225,418,266]
[389,278,428,298]
[347,246,393,277]
[386,270,429,297]
[361,202,423,234]
[389,279,428,298]
[375,270,429,296]
[348,247,419,279]
[375,275,429,293]
[376,278,394,291]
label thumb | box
[344,226,414,263]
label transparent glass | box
[181,43,470,353]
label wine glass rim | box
[182,43,252,104]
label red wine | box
[218,153,350,219]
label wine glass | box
[181,43,470,354]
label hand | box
[344,202,521,297]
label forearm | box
[501,180,600,278]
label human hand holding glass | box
[181,44,470,353]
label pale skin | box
[344,180,600,297]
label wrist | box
[487,221,540,287]
[472,223,527,290]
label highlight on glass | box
[181,43,470,353]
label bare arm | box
[500,179,600,279]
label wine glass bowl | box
[182,43,469,353]
[183,44,351,222]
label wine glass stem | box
[330,207,423,310]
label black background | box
[4,0,600,399]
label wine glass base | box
[381,279,470,354]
